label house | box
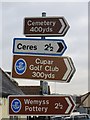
[76,92,90,114]
[0,68,25,119]
[0,68,51,120]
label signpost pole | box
[41,12,46,39]
[40,12,48,96]
[10,12,76,118]
[40,12,49,120]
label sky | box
[0,1,89,95]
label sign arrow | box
[12,55,76,82]
[62,57,76,82]
[24,17,70,37]
[9,95,76,115]
[57,42,64,52]
[58,18,69,35]
[13,38,67,56]
[59,18,66,33]
[65,97,74,114]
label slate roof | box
[78,92,90,107]
[0,68,24,97]
[19,86,50,95]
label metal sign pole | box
[41,12,46,39]
[40,12,48,95]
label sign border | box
[11,55,76,83]
[8,95,76,116]
[13,38,67,56]
[23,16,70,37]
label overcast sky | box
[1,1,89,95]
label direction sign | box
[9,95,76,115]
[24,17,70,37]
[13,38,67,56]
[12,55,76,82]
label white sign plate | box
[13,38,67,56]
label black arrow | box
[57,42,64,52]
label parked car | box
[64,113,90,120]
[72,115,89,119]
[51,116,64,120]
[50,113,90,120]
[64,117,72,120]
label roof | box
[19,86,50,95]
[0,68,24,97]
[81,92,90,98]
[77,92,90,108]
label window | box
[10,116,18,120]
[27,116,31,120]
[14,116,18,120]
[87,109,90,114]
[0,99,2,105]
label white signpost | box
[13,38,67,56]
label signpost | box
[24,17,70,37]
[13,38,67,56]
[10,13,76,117]
[9,95,76,115]
[12,55,75,82]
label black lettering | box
[27,45,31,50]
[22,45,26,50]
[29,45,33,50]
[17,43,37,51]
[34,45,37,50]
[17,43,22,49]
